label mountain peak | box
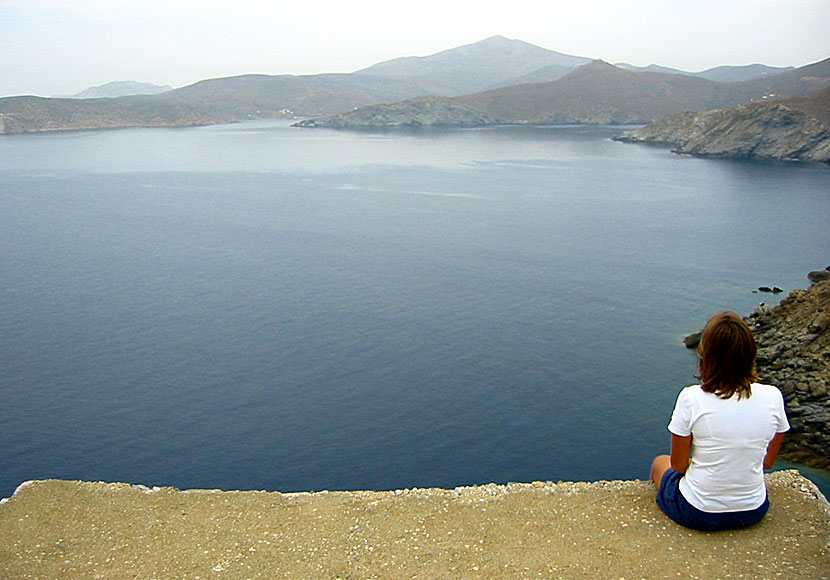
[355,37,591,95]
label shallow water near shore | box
[1,121,828,500]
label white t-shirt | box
[668,383,789,513]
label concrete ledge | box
[1,471,828,579]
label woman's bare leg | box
[651,455,672,491]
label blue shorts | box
[656,469,769,531]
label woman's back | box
[670,383,788,512]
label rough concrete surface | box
[1,471,828,580]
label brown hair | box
[696,311,759,399]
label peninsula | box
[615,87,830,164]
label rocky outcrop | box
[615,88,830,164]
[293,96,496,128]
[748,277,830,468]
[808,269,830,282]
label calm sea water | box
[1,121,828,500]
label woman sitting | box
[651,311,789,531]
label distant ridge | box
[615,63,796,83]
[67,81,172,99]
[615,63,688,76]
[1,37,828,134]
[694,64,796,83]
[298,58,830,129]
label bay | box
[1,121,828,499]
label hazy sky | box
[2,0,828,97]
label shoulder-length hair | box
[696,311,759,399]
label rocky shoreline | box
[615,88,830,164]
[752,274,830,469]
[686,271,830,469]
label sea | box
[1,120,828,501]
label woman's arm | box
[670,434,693,474]
[763,432,786,470]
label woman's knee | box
[651,455,671,489]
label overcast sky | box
[2,0,828,97]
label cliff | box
[750,277,830,468]
[1,472,828,579]
[615,88,830,163]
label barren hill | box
[300,58,830,129]
[355,35,591,95]
[616,86,830,163]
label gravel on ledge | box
[1,471,828,579]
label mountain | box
[456,60,726,124]
[354,35,591,95]
[297,58,830,130]
[1,37,827,135]
[614,87,830,163]
[693,64,795,82]
[732,57,830,99]
[615,63,689,75]
[615,63,798,82]
[0,37,592,133]
[155,73,444,118]
[489,63,583,88]
[68,81,172,99]
[298,60,726,128]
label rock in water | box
[807,270,830,282]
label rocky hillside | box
[749,274,830,469]
[0,95,228,134]
[685,272,830,468]
[293,96,495,128]
[615,87,830,163]
[297,58,830,130]
[295,60,726,128]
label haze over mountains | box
[64,81,173,99]
[297,54,830,127]
[1,36,827,139]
